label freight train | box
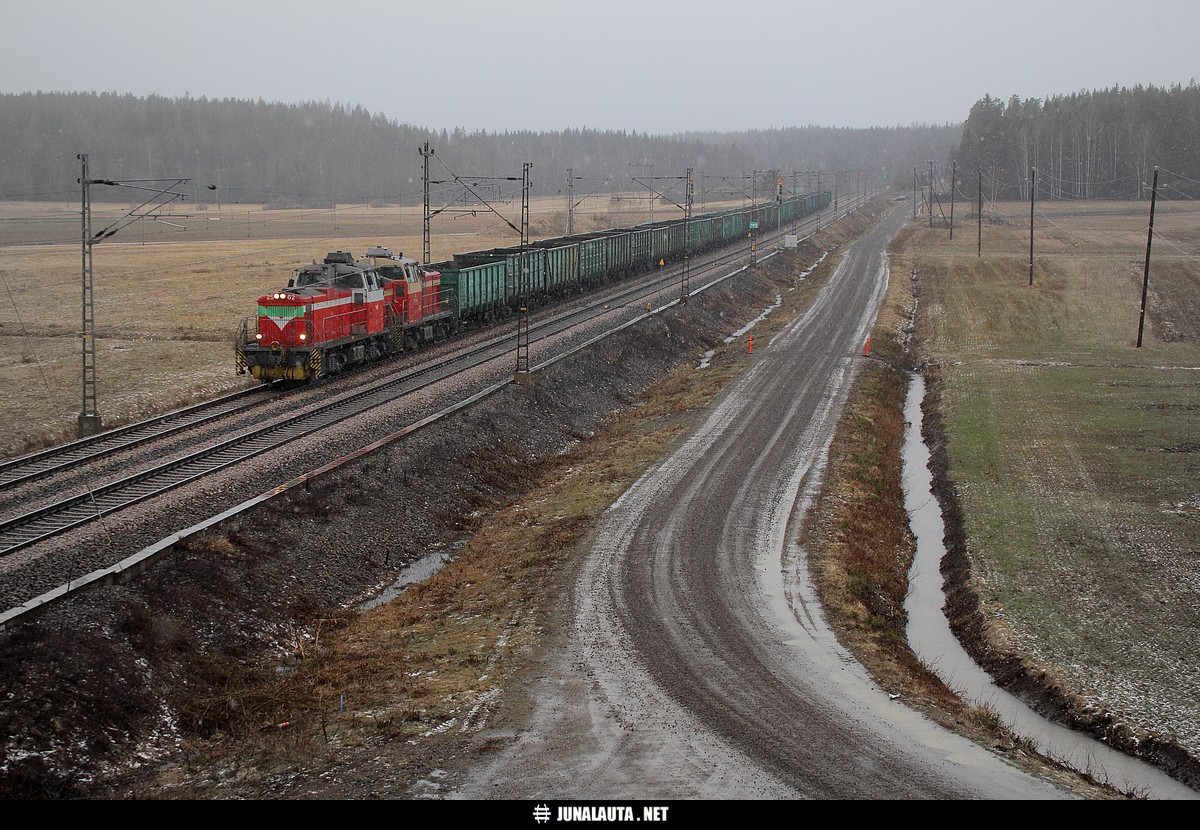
[235,191,832,383]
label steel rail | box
[0,385,272,490]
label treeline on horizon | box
[954,82,1200,201]
[0,91,955,209]
[5,88,1195,209]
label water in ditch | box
[901,372,1196,799]
[358,549,453,612]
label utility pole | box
[977,168,982,257]
[685,168,694,221]
[1137,168,1160,348]
[515,162,532,383]
[949,161,956,240]
[816,170,822,232]
[776,174,783,232]
[420,141,434,264]
[1028,167,1036,286]
[928,161,935,229]
[521,162,530,249]
[566,167,574,235]
[565,172,614,235]
[912,168,917,220]
[681,169,694,305]
[78,155,99,438]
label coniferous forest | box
[0,91,952,206]
[954,83,1200,200]
[3,85,1197,207]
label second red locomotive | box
[236,248,455,383]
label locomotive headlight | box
[299,333,307,341]
[255,333,263,340]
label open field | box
[898,199,1200,764]
[0,195,744,457]
[0,192,747,247]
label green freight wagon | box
[628,227,652,271]
[685,216,713,252]
[668,221,685,259]
[455,247,547,307]
[578,235,608,286]
[650,225,670,264]
[723,210,745,240]
[436,258,508,325]
[536,242,580,297]
[603,228,634,279]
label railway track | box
[0,202,849,562]
[0,385,272,491]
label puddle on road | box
[901,372,1196,799]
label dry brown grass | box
[0,195,756,458]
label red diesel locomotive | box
[236,248,455,383]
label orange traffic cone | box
[748,335,754,354]
[863,336,870,356]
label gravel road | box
[450,206,1071,799]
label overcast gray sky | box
[3,0,1197,133]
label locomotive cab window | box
[334,274,356,289]
[296,269,323,287]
